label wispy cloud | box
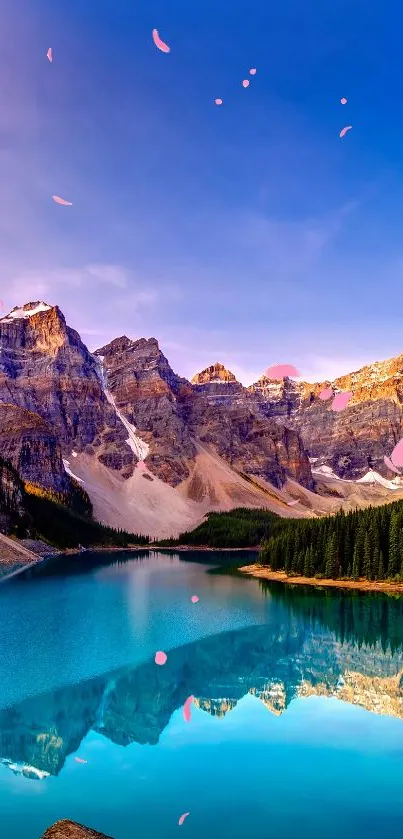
[6,264,160,310]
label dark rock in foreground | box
[41,819,114,839]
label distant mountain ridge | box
[1,301,403,536]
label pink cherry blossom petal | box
[46,48,53,63]
[384,455,401,474]
[331,391,352,412]
[249,68,257,75]
[214,98,223,105]
[265,364,300,379]
[152,28,170,53]
[155,650,167,666]
[178,813,190,826]
[319,387,334,401]
[340,125,352,138]
[242,79,250,88]
[191,595,199,603]
[391,438,403,468]
[74,757,87,764]
[340,97,347,104]
[52,195,73,206]
[183,695,194,722]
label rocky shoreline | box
[239,563,403,594]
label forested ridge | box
[260,501,403,581]
[156,508,283,548]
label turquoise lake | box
[1,549,403,838]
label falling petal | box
[340,125,352,138]
[152,28,170,53]
[384,455,401,475]
[319,387,334,401]
[242,79,250,88]
[331,391,352,412]
[46,48,53,63]
[191,595,199,603]
[155,650,167,666]
[265,364,300,379]
[249,68,257,75]
[287,500,299,506]
[340,97,347,104]
[391,438,403,468]
[178,813,190,826]
[52,195,73,206]
[214,98,223,105]
[74,757,87,764]
[183,695,194,722]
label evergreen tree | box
[373,545,380,580]
[352,543,360,580]
[325,533,338,578]
[378,550,385,580]
[363,531,373,580]
[303,545,313,577]
[388,512,401,578]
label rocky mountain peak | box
[0,301,53,323]
[191,362,238,385]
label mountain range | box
[1,301,403,537]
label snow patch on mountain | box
[93,356,149,461]
[312,464,342,480]
[356,470,400,490]
[313,463,400,489]
[0,302,51,322]
[63,458,85,484]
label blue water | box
[0,550,403,839]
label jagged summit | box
[0,302,52,322]
[191,362,238,385]
[94,336,160,357]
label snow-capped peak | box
[0,302,52,323]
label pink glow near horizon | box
[265,363,300,379]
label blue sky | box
[1,0,403,383]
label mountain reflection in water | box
[1,584,402,778]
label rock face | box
[249,353,403,480]
[0,303,136,486]
[41,821,114,839]
[0,302,314,506]
[0,454,27,532]
[4,299,403,527]
[94,337,195,486]
[191,362,238,385]
[94,342,313,490]
[0,403,70,492]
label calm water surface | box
[0,549,403,839]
